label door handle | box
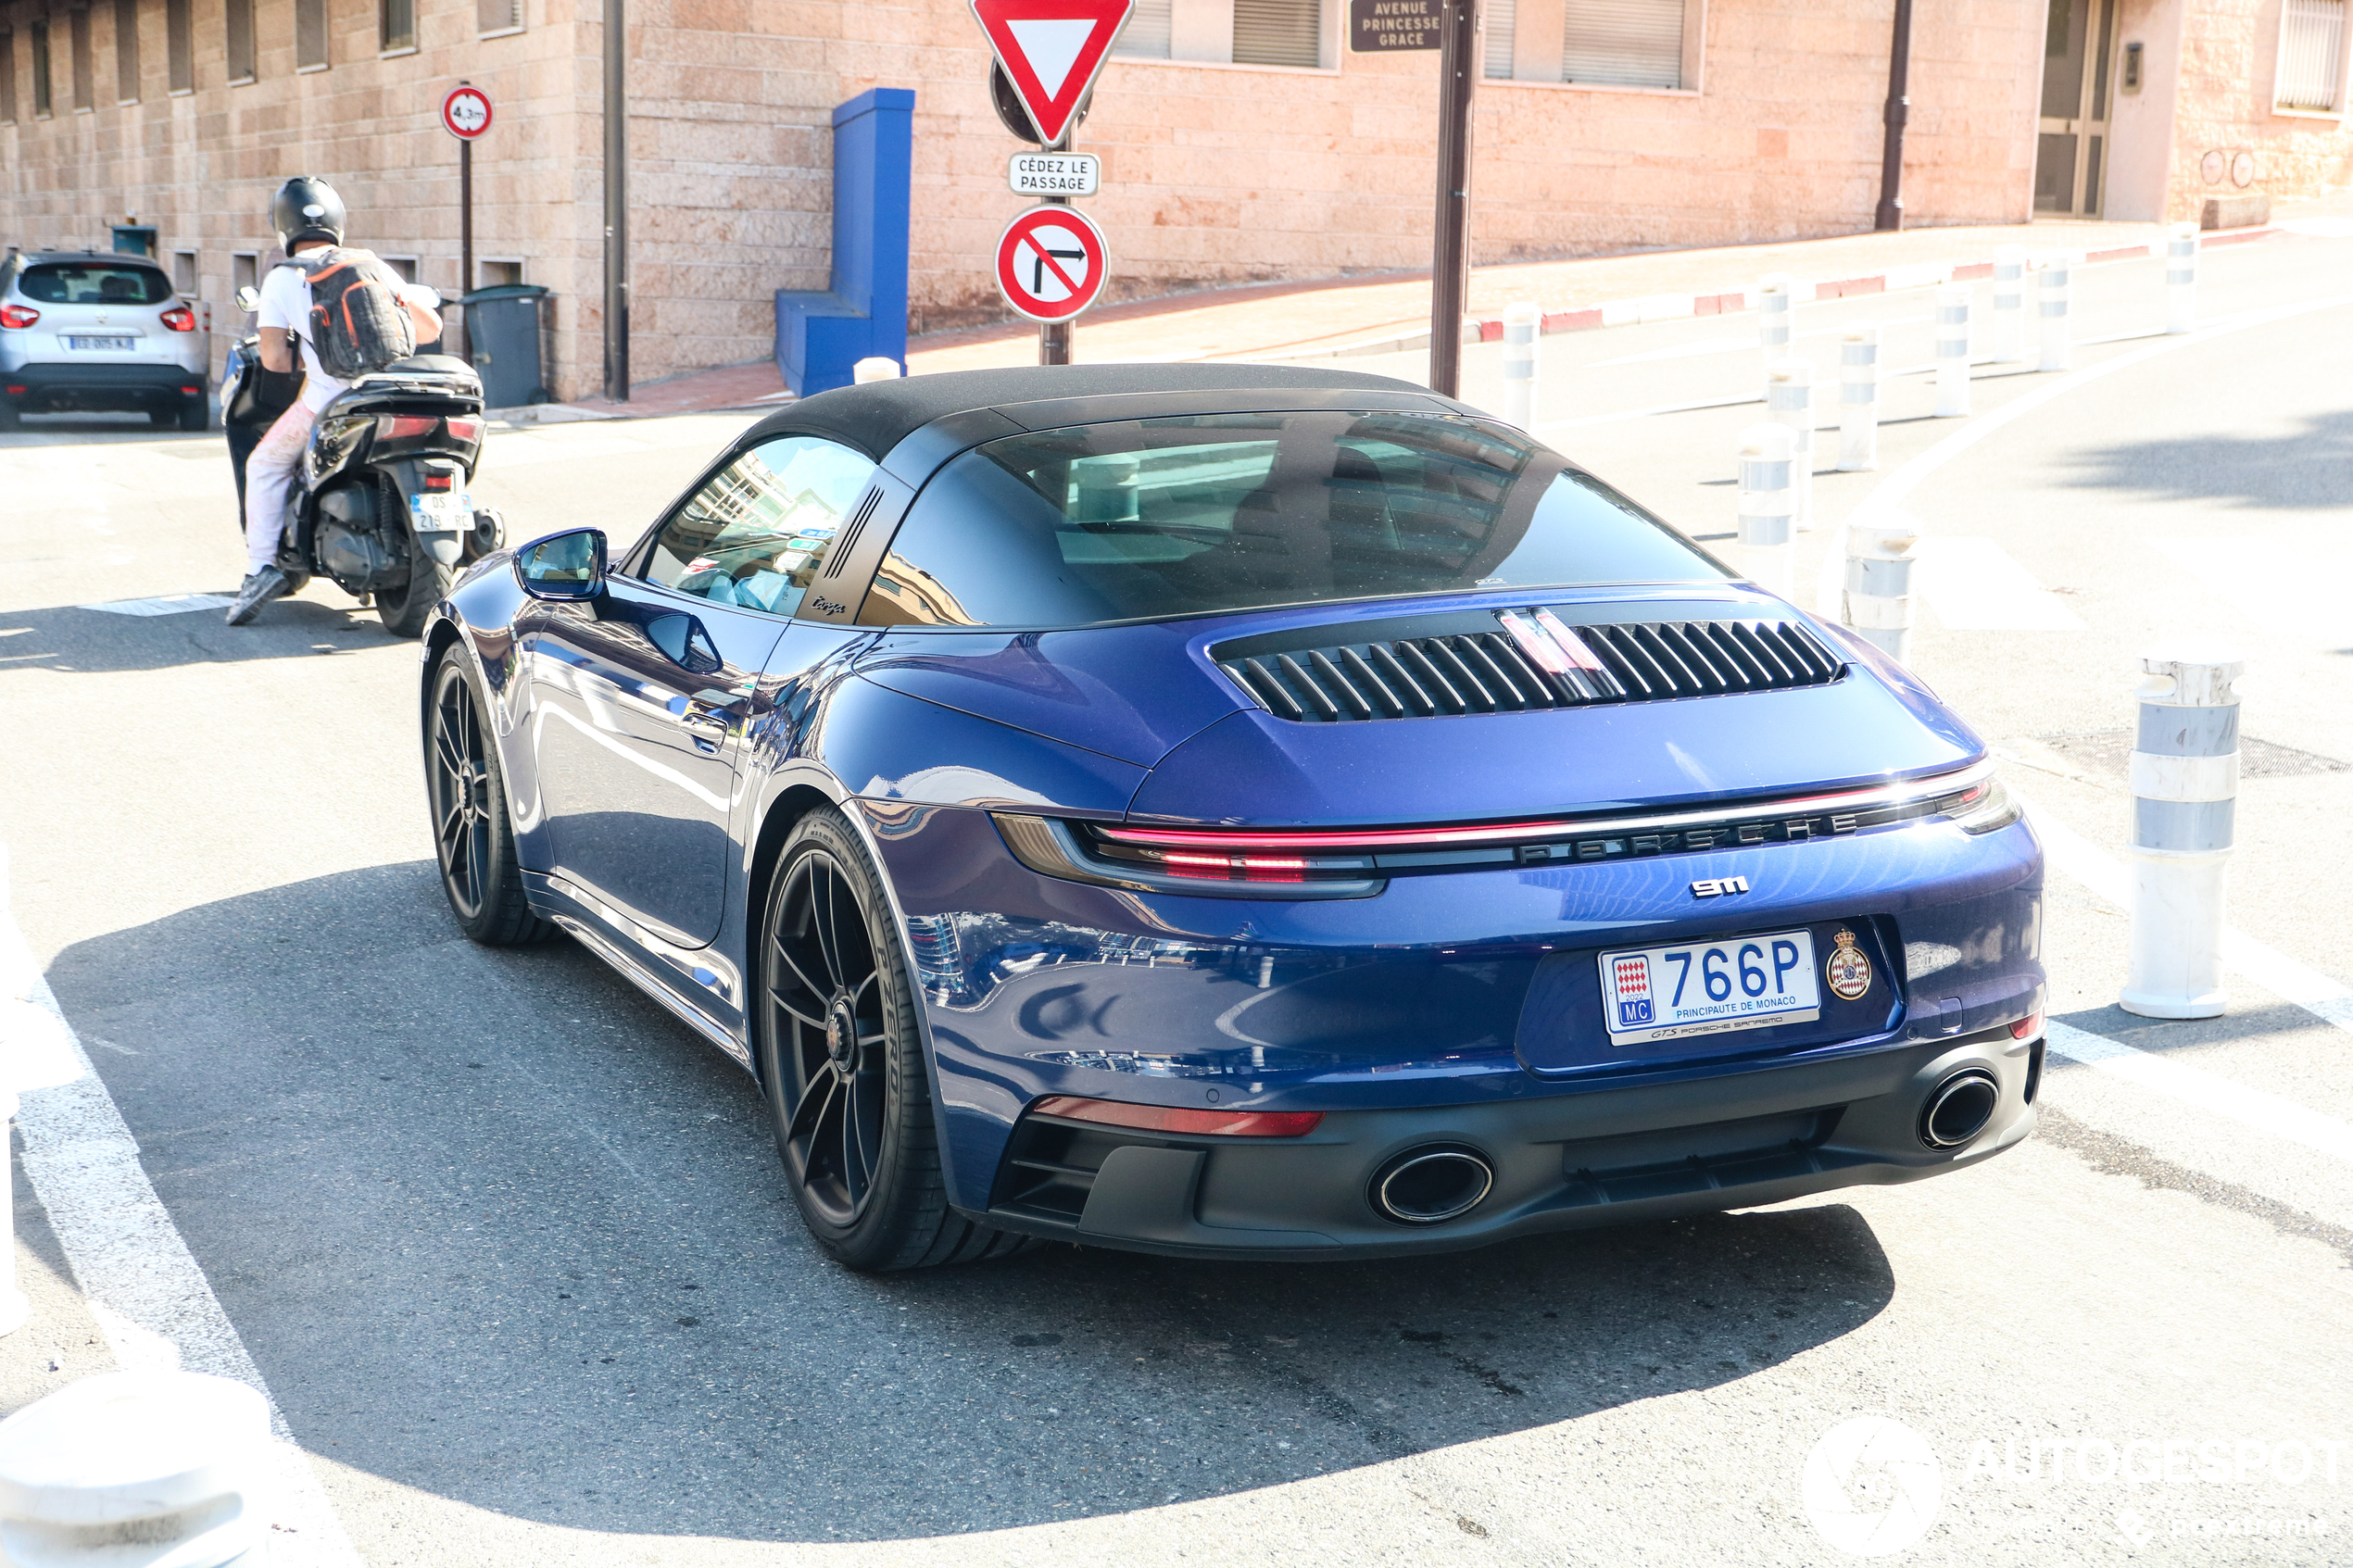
[681,707,730,731]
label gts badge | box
[1690,876,1751,898]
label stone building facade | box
[0,0,2343,401]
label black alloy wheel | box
[758,809,1032,1271]
[427,648,548,946]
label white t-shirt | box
[257,254,441,413]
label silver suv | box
[0,251,209,431]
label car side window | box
[637,436,877,619]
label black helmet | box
[271,176,346,250]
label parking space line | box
[1910,537,2087,631]
[2046,1020,2353,1166]
[1,849,360,1567]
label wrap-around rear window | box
[856,411,1727,629]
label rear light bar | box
[1032,1096,1322,1138]
[0,305,38,330]
[159,305,196,332]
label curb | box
[1282,225,2281,363]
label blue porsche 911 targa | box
[422,364,2045,1271]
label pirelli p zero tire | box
[758,808,1034,1272]
[427,646,551,947]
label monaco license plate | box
[409,491,472,533]
[68,335,137,352]
[1599,930,1820,1047]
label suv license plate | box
[1599,930,1820,1047]
[68,335,138,352]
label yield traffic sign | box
[969,0,1133,146]
[994,205,1108,321]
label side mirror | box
[233,285,260,315]
[515,528,606,600]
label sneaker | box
[225,566,289,625]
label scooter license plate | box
[410,491,472,533]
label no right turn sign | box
[993,205,1108,322]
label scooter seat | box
[383,355,476,376]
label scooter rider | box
[226,177,447,626]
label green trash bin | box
[459,283,550,408]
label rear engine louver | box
[1216,613,1843,722]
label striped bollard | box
[2120,646,2244,1020]
[2038,258,2073,372]
[1757,275,1794,370]
[1736,422,1798,599]
[0,1372,271,1568]
[1841,513,1920,663]
[1764,358,1817,531]
[1502,302,1540,430]
[1836,323,1880,471]
[2166,222,2200,335]
[1992,245,2027,362]
[1932,282,1972,418]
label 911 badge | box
[1824,928,1874,1001]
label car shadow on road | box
[42,861,1896,1545]
[2055,408,2353,509]
[0,595,398,673]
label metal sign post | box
[1428,0,1477,398]
[970,0,1132,364]
[440,82,493,359]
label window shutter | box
[1233,0,1321,68]
[296,0,329,67]
[2276,0,2344,110]
[1483,0,1516,78]
[1115,0,1172,56]
[224,0,255,80]
[1561,0,1682,89]
[115,0,138,101]
[165,0,191,91]
[1,30,15,121]
[478,0,524,33]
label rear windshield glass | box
[856,412,1727,629]
[18,263,175,306]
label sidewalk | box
[541,215,2284,421]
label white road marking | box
[2016,789,2353,1038]
[1586,334,1759,368]
[2146,537,2353,643]
[78,593,235,616]
[0,847,360,1568]
[1911,537,2087,631]
[2046,1020,2353,1165]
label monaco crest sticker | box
[1825,928,1873,1001]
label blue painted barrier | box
[776,87,913,396]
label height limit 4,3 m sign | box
[995,207,1106,322]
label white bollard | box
[1841,512,1921,662]
[1992,245,2027,362]
[2120,646,2244,1020]
[2037,258,2073,372]
[1932,282,1972,418]
[0,1371,271,1568]
[2166,221,2199,335]
[1736,422,1799,599]
[1836,323,1881,472]
[1502,302,1540,430]
[0,1092,23,1338]
[1763,358,1817,531]
[851,357,902,383]
[1756,275,1794,370]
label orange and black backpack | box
[283,247,415,379]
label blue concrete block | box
[776,87,914,396]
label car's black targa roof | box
[743,363,1454,460]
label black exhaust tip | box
[1919,1069,2001,1149]
[1369,1146,1494,1224]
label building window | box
[116,0,139,102]
[225,0,255,81]
[383,256,420,282]
[296,0,329,67]
[1233,0,1320,65]
[172,249,197,294]
[31,19,50,115]
[477,0,523,35]
[1562,0,1685,89]
[382,0,416,53]
[232,252,258,306]
[1484,0,1516,76]
[482,258,525,287]
[69,6,93,109]
[2276,0,2345,110]
[166,0,191,90]
[1,30,15,122]
[1114,0,1172,56]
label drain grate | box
[2039,731,2350,780]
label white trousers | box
[243,402,317,575]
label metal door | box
[2036,0,2116,217]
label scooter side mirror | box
[233,286,261,315]
[515,528,606,600]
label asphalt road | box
[5,225,2352,1567]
